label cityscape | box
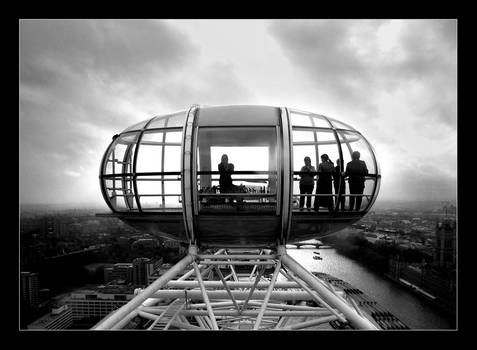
[19,19,457,331]
[20,199,456,330]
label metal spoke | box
[193,261,219,330]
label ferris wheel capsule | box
[99,105,380,248]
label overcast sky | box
[19,19,457,207]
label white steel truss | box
[92,245,379,330]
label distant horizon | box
[19,197,457,211]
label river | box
[288,247,455,329]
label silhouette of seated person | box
[218,154,238,203]
[345,151,368,211]
[333,159,346,211]
[313,154,334,212]
[299,156,316,211]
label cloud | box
[19,20,198,204]
[268,19,457,127]
[19,20,255,205]
[268,20,382,118]
[64,170,81,177]
[20,20,194,84]
[154,61,256,109]
[19,19,457,205]
[269,19,456,203]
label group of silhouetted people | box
[299,151,368,212]
[217,151,368,211]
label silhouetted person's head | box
[221,154,228,164]
[352,151,360,160]
[304,156,311,166]
[321,154,329,163]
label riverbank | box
[315,237,456,326]
[383,272,456,320]
[289,248,454,329]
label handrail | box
[293,171,379,177]
[102,171,182,178]
[198,193,276,197]
[291,194,371,198]
[197,170,277,175]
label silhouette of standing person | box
[333,159,346,211]
[218,154,235,203]
[313,154,334,212]
[299,156,316,211]
[345,151,368,211]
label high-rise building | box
[131,257,164,286]
[21,272,39,309]
[132,258,148,286]
[434,219,456,268]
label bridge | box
[287,240,323,249]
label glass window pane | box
[337,131,376,174]
[165,112,186,128]
[118,133,139,144]
[112,144,130,171]
[315,130,340,170]
[197,127,277,211]
[329,118,355,130]
[122,119,150,133]
[198,105,279,126]
[293,145,317,172]
[310,114,332,128]
[164,181,182,208]
[104,157,114,175]
[345,178,376,212]
[141,131,164,144]
[147,111,186,129]
[136,174,183,210]
[147,116,167,129]
[136,176,163,195]
[114,195,134,211]
[292,130,315,142]
[104,133,138,175]
[315,129,337,144]
[136,145,163,173]
[164,180,181,195]
[140,196,164,210]
[163,146,181,172]
[165,131,182,143]
[362,178,376,210]
[290,111,313,127]
[104,179,114,198]
[107,176,137,211]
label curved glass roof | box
[121,110,187,133]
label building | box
[21,272,39,309]
[132,258,149,286]
[145,258,163,284]
[41,217,65,238]
[65,286,135,320]
[132,238,160,249]
[146,262,189,285]
[434,219,456,268]
[104,263,133,284]
[132,257,163,286]
[27,305,73,330]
